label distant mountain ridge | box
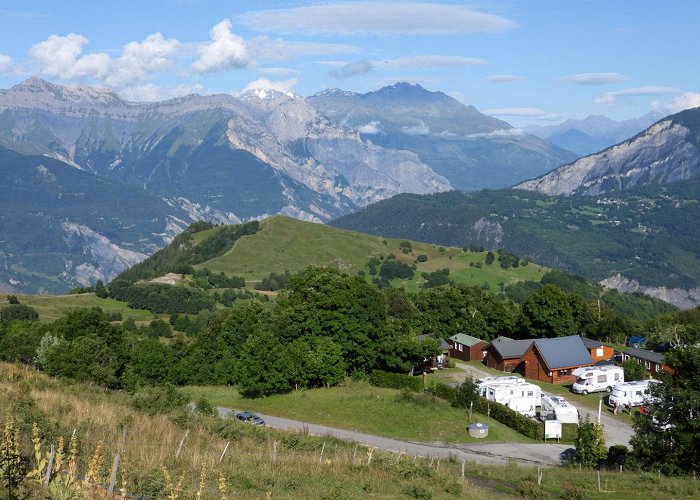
[330,179,700,309]
[526,112,662,156]
[0,77,451,223]
[307,82,578,191]
[515,107,700,196]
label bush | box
[195,397,217,417]
[416,254,428,263]
[368,370,423,392]
[131,385,190,415]
[0,304,39,322]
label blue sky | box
[1,0,698,126]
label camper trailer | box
[476,376,525,396]
[608,380,660,408]
[571,365,624,394]
[484,382,542,417]
[540,395,579,424]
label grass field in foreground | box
[185,379,534,444]
[6,292,157,322]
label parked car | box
[234,411,265,425]
[626,336,647,348]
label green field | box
[185,379,534,444]
[6,293,156,322]
[199,215,549,292]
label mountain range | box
[0,78,577,293]
[332,106,700,308]
[526,112,662,156]
[309,83,577,191]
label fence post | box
[461,461,465,481]
[107,453,120,499]
[220,441,230,462]
[43,445,56,487]
[367,447,374,465]
[319,442,326,464]
[175,430,189,458]
[272,441,277,463]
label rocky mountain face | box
[515,108,700,196]
[308,83,578,191]
[526,112,662,156]
[0,145,223,293]
[0,78,451,223]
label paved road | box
[216,406,573,467]
[452,362,634,446]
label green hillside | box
[197,215,548,292]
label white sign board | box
[544,420,562,440]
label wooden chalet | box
[581,337,615,363]
[622,347,673,376]
[448,333,488,361]
[521,335,595,384]
[486,338,533,372]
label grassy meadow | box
[186,379,533,444]
[198,215,549,293]
[4,293,157,322]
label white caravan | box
[484,382,542,417]
[476,376,525,396]
[540,395,579,424]
[608,380,660,408]
[571,366,624,394]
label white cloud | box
[29,33,110,80]
[559,72,627,85]
[239,2,515,35]
[652,92,700,115]
[249,37,361,62]
[357,121,382,134]
[238,77,298,96]
[377,55,486,69]
[107,33,180,87]
[401,122,431,135]
[0,55,15,74]
[330,55,483,80]
[465,128,526,138]
[192,19,248,73]
[484,107,563,121]
[29,32,179,88]
[594,86,681,105]
[484,74,525,84]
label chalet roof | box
[490,338,533,359]
[533,335,594,370]
[491,336,513,343]
[624,347,665,365]
[581,337,607,350]
[449,333,485,347]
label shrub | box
[195,397,218,417]
[368,370,423,392]
[131,385,189,415]
[415,255,428,263]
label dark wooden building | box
[522,336,595,384]
[448,333,488,361]
[622,348,673,376]
[581,337,615,363]
[486,338,533,372]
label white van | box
[608,380,660,408]
[571,366,624,394]
[485,382,542,416]
[540,395,579,424]
[476,376,525,396]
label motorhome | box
[571,366,624,394]
[476,375,525,396]
[540,395,579,424]
[608,380,660,408]
[484,382,542,417]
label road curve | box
[216,406,573,467]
